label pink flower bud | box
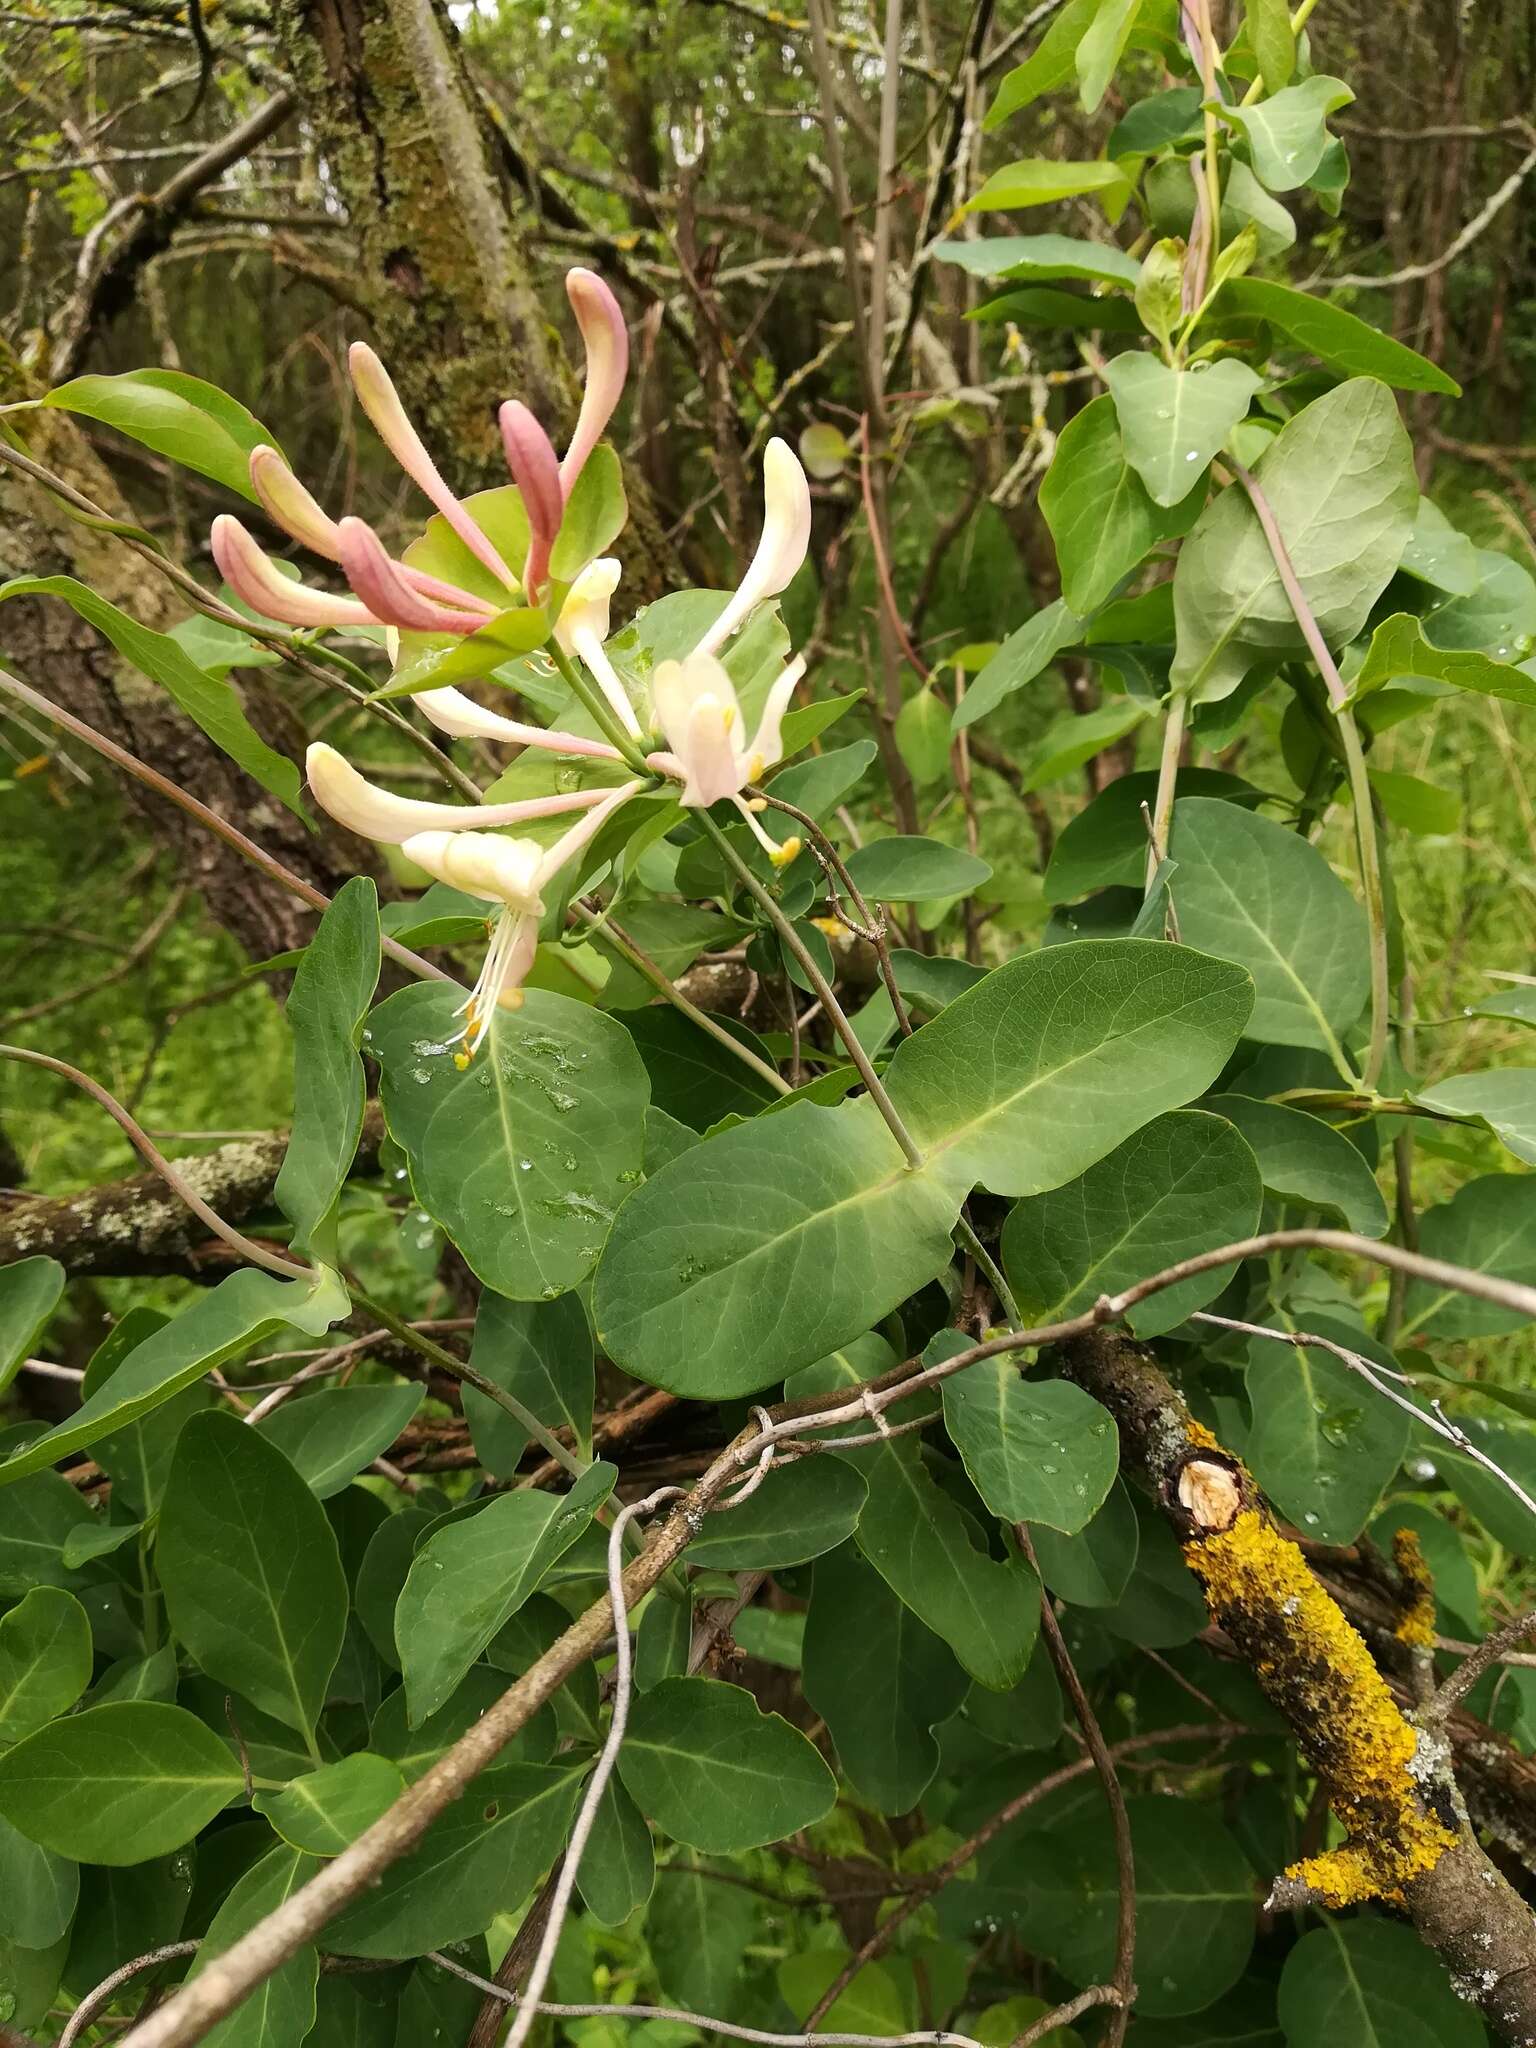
[499,400,563,600]
[211,515,377,629]
[337,518,491,634]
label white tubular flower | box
[413,686,627,761]
[553,559,640,740]
[650,649,808,863]
[401,776,643,1057]
[693,438,812,657]
[305,742,618,845]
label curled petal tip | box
[560,267,629,497]
[693,440,813,658]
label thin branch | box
[60,1944,200,2047]
[1320,145,1536,289]
[1428,1612,1536,1724]
[0,1044,309,1280]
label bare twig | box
[1429,1612,1536,1725]
[60,1944,200,2047]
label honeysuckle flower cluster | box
[212,266,814,1057]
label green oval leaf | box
[44,369,279,497]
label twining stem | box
[546,639,652,771]
[1193,0,1224,286]
[569,899,791,1095]
[1146,688,1187,892]
[953,1211,1021,1328]
[1335,707,1392,1087]
[1228,457,1388,1086]
[757,789,913,1036]
[697,809,925,1170]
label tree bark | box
[0,345,387,966]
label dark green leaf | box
[935,234,1141,287]
[0,1588,92,1746]
[1044,770,1265,903]
[620,1005,778,1131]
[618,1676,837,1852]
[1411,1069,1536,1166]
[648,1851,761,2017]
[395,1463,615,1722]
[1204,1094,1388,1236]
[1219,280,1457,395]
[158,1410,348,1738]
[1245,1312,1410,1543]
[0,1258,64,1398]
[274,877,380,1259]
[0,1814,76,1947]
[368,983,649,1299]
[1030,1478,1139,1606]
[0,1703,242,1862]
[842,836,992,903]
[1277,1917,1484,2047]
[685,1457,866,1569]
[462,1290,593,1479]
[575,1773,654,1925]
[253,1753,406,1855]
[0,1267,347,1488]
[953,600,1082,730]
[1002,1109,1263,1337]
[0,1469,94,1595]
[189,1844,321,2048]
[943,1366,1118,1533]
[1400,1174,1536,1339]
[257,1384,424,1498]
[64,1856,193,2002]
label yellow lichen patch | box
[1392,1527,1438,1648]
[1183,1418,1222,1454]
[1185,1510,1457,1903]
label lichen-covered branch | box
[0,1107,383,1277]
[1061,1329,1536,2044]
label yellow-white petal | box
[694,438,812,656]
[401,829,547,909]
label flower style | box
[211,266,629,634]
[306,743,641,1058]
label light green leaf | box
[985,0,1098,121]
[953,600,1083,729]
[1242,0,1294,88]
[968,158,1132,214]
[1277,1916,1484,2048]
[549,444,626,583]
[1425,547,1536,657]
[44,369,277,498]
[0,1257,64,1398]
[1170,380,1417,703]
[1346,611,1536,706]
[1204,1094,1388,1236]
[617,1676,837,1853]
[158,1411,348,1738]
[1076,0,1141,109]
[1018,700,1149,791]
[396,1462,615,1723]
[461,1290,594,1478]
[0,1265,348,1487]
[0,1589,92,1747]
[257,1384,424,1497]
[935,234,1142,287]
[943,1365,1118,1532]
[971,285,1143,333]
[1218,279,1457,395]
[685,1457,866,1569]
[189,1844,321,2048]
[1368,768,1461,836]
[0,1702,242,1862]
[595,941,1253,1395]
[649,1850,762,2017]
[274,877,380,1260]
[1399,499,1480,596]
[1002,1109,1264,1337]
[778,1952,909,2037]
[1220,75,1354,190]
[0,577,306,815]
[1030,1478,1140,1606]
[1102,356,1263,508]
[368,983,649,1300]
[382,604,551,698]
[842,836,992,902]
[1245,1312,1410,1543]
[1400,1176,1536,1339]
[0,1813,76,1947]
[895,688,954,785]
[78,1307,198,1519]
[328,1762,582,1956]
[1411,1069,1536,1166]
[1134,238,1186,353]
[802,1541,968,1814]
[1168,798,1368,1065]
[1040,397,1212,614]
[253,1753,406,1855]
